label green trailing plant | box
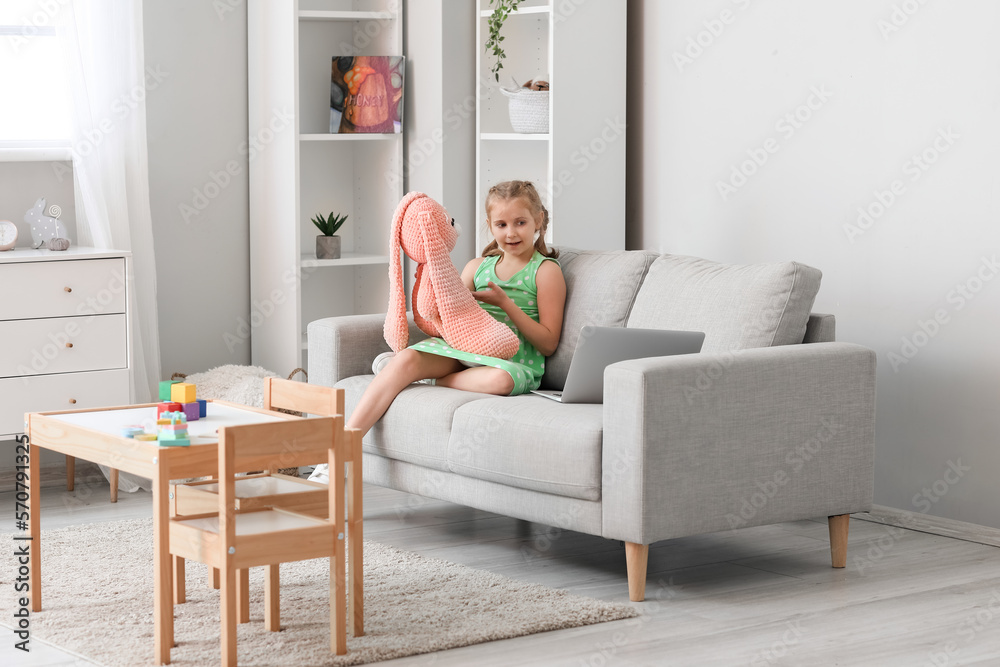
[311,212,348,236]
[485,0,523,82]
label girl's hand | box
[471,281,511,308]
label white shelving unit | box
[475,0,626,252]
[249,0,403,373]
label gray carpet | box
[3,518,638,666]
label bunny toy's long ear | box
[384,192,424,352]
[420,206,467,331]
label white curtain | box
[59,1,161,402]
[59,1,161,491]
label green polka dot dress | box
[410,250,557,395]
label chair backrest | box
[215,416,340,558]
[218,416,338,479]
[264,377,344,417]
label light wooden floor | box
[4,464,1000,666]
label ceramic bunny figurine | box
[384,192,520,359]
[24,198,67,249]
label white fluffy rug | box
[3,519,638,666]
[181,364,284,409]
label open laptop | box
[530,326,705,404]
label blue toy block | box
[158,437,190,447]
[120,426,145,439]
[197,398,207,418]
[159,380,179,401]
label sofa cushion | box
[337,375,492,471]
[541,248,659,390]
[447,395,604,501]
[626,255,822,353]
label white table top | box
[49,402,287,445]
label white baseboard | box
[853,504,1000,549]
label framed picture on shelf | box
[329,55,405,134]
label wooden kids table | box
[23,399,362,665]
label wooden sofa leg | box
[828,514,849,568]
[625,542,649,602]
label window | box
[0,0,72,151]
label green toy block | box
[159,380,180,401]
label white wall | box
[630,1,1000,528]
[403,0,477,264]
[143,0,250,376]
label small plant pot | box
[316,235,341,260]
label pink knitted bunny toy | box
[384,192,520,360]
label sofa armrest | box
[601,342,876,544]
[307,314,425,387]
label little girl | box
[319,180,566,464]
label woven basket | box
[501,87,549,134]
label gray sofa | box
[308,249,876,601]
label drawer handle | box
[68,398,77,405]
[64,287,72,293]
[65,343,73,348]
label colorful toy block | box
[182,402,200,422]
[171,382,197,404]
[157,410,190,447]
[159,380,180,401]
[157,401,183,418]
[135,434,158,441]
[197,398,207,418]
[120,426,145,438]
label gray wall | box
[0,162,76,248]
[629,1,1000,528]
[143,0,250,376]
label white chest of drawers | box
[0,247,132,438]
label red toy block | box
[157,401,182,418]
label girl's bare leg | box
[437,367,514,395]
[345,349,463,436]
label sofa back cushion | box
[626,254,822,353]
[541,248,658,390]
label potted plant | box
[312,212,348,260]
[485,0,523,82]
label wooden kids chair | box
[166,416,347,665]
[170,379,364,636]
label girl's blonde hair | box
[482,180,559,259]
